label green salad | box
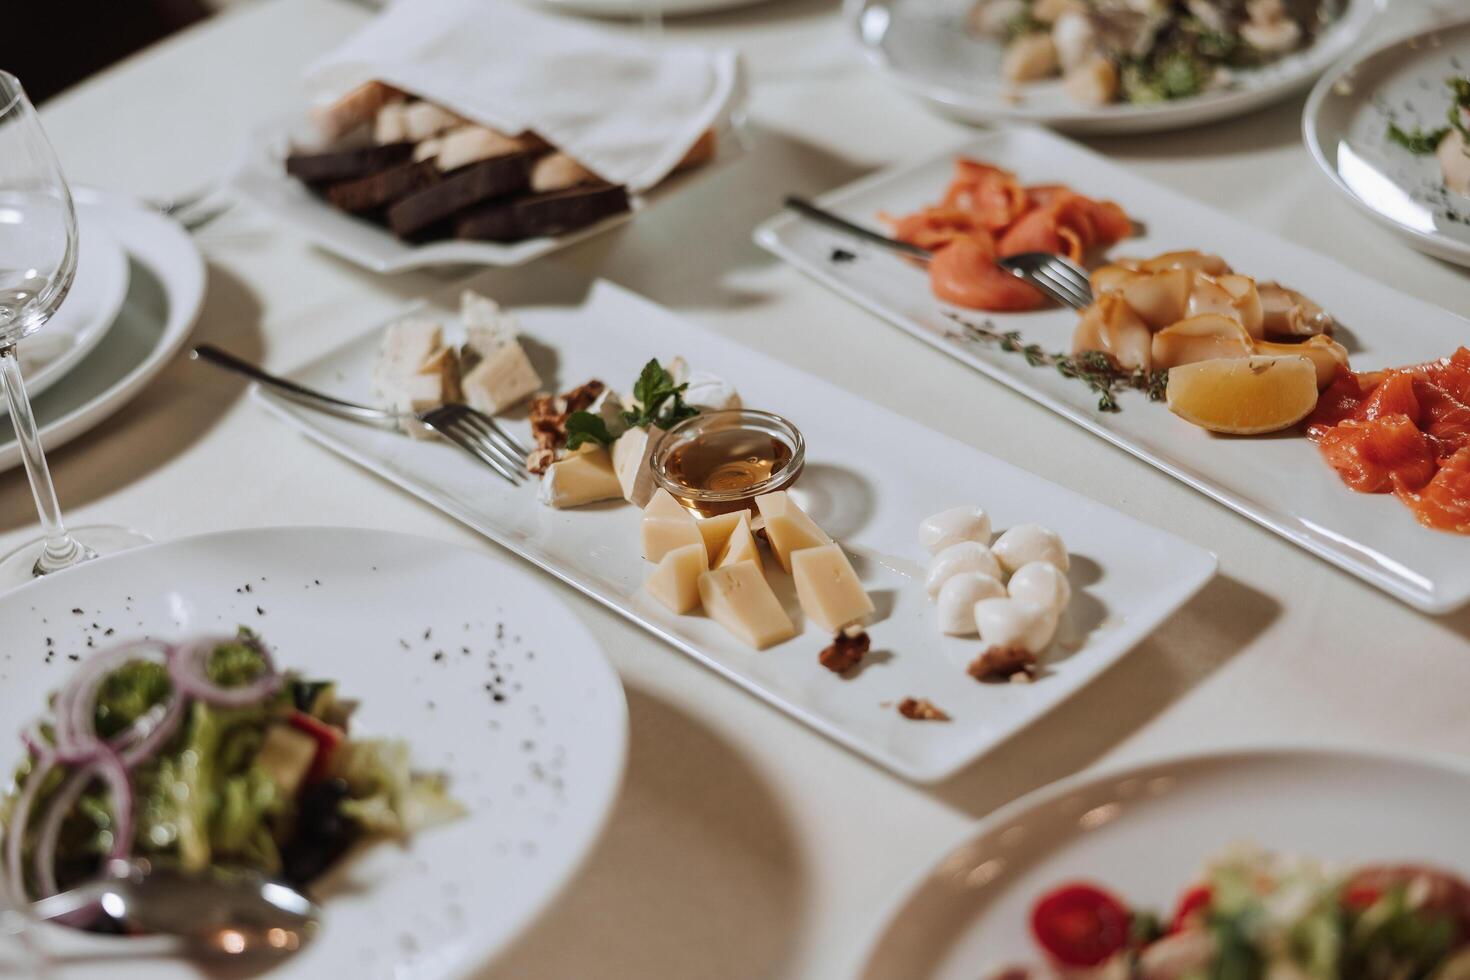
[1,631,461,932]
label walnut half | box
[897,697,950,722]
[968,646,1037,683]
[819,628,870,673]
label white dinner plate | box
[1305,18,1470,267]
[536,0,778,18]
[849,0,1384,134]
[0,526,628,980]
[858,746,1470,979]
[10,210,130,411]
[0,190,205,473]
[754,127,1470,614]
[252,271,1214,783]
[228,115,740,273]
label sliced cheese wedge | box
[697,560,795,650]
[791,543,874,633]
[714,512,761,570]
[754,491,831,572]
[539,446,622,509]
[612,425,664,507]
[641,488,703,563]
[697,512,744,558]
[646,542,707,614]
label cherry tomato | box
[1030,882,1132,967]
[1168,884,1212,934]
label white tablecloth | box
[10,0,1470,976]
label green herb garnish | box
[622,359,699,431]
[565,410,614,450]
[1388,122,1449,155]
[947,315,1167,413]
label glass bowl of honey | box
[650,410,805,517]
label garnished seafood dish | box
[2,631,460,932]
[1385,77,1470,199]
[971,0,1342,108]
[993,846,1470,977]
[883,159,1132,311]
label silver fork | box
[997,252,1094,310]
[190,345,529,486]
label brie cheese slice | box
[612,425,664,507]
[539,446,623,509]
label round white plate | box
[1305,18,1470,267]
[858,747,1470,979]
[0,190,205,473]
[0,526,629,980]
[850,0,1384,134]
[11,211,130,409]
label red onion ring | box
[168,635,282,708]
[3,752,54,904]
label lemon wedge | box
[1166,355,1319,435]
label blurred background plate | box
[8,209,130,412]
[850,0,1383,133]
[858,746,1470,979]
[1305,18,1470,266]
[0,190,204,473]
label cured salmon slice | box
[1317,415,1437,494]
[883,158,1132,312]
[1403,447,1470,534]
[930,236,1045,312]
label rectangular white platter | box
[754,127,1470,615]
[256,273,1215,782]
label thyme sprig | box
[945,313,1167,413]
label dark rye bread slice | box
[386,154,536,239]
[324,160,440,213]
[456,184,630,243]
[285,143,413,184]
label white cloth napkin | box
[305,0,741,193]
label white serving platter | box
[859,746,1470,979]
[754,126,1470,614]
[0,526,628,980]
[848,0,1384,134]
[253,272,1214,783]
[1306,17,1470,267]
[228,114,740,273]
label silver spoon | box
[25,859,319,958]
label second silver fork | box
[190,345,530,486]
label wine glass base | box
[0,524,151,591]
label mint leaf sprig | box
[622,359,699,431]
[564,412,614,450]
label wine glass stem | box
[0,344,88,575]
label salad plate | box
[858,746,1470,979]
[755,126,1470,614]
[848,0,1383,134]
[8,210,130,413]
[1305,18,1470,268]
[0,189,205,474]
[253,272,1214,783]
[228,114,742,274]
[0,526,628,979]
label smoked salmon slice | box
[1307,346,1470,533]
[882,158,1132,313]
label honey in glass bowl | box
[651,410,805,517]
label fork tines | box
[422,404,530,486]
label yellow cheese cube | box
[791,543,874,633]
[714,512,761,571]
[641,488,704,563]
[646,543,708,614]
[754,491,831,572]
[696,511,744,557]
[538,445,623,509]
[697,561,796,650]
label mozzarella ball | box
[919,506,992,556]
[925,541,1004,598]
[936,572,1007,635]
[1006,561,1072,615]
[973,597,1058,654]
[992,523,1069,576]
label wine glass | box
[0,72,148,589]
